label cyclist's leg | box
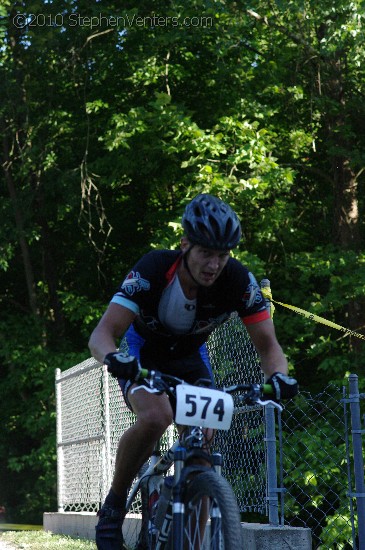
[96,389,173,550]
[114,386,174,497]
[96,328,174,550]
[198,343,214,383]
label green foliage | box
[0,313,88,522]
[269,245,365,391]
[280,387,358,547]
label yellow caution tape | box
[261,287,365,341]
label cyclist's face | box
[183,241,230,286]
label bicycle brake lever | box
[130,371,168,395]
[257,398,283,412]
[130,386,161,396]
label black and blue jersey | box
[111,250,269,359]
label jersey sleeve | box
[110,253,155,314]
[242,308,270,325]
[233,266,270,325]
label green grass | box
[0,524,43,531]
[0,530,96,549]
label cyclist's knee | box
[138,407,173,437]
[129,390,173,437]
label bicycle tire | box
[123,466,150,550]
[167,470,243,550]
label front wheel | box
[170,471,243,550]
[123,464,150,550]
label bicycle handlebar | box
[106,357,274,404]
[137,368,276,408]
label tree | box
[238,0,365,380]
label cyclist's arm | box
[88,302,136,364]
[244,317,288,379]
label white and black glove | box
[266,372,299,400]
[104,352,141,381]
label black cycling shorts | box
[118,325,214,411]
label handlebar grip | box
[262,383,274,395]
[138,368,149,380]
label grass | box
[0,524,43,531]
[0,530,96,549]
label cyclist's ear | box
[180,236,190,251]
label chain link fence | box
[280,387,352,548]
[56,316,365,549]
[56,314,265,515]
[279,379,365,549]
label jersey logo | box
[193,313,230,334]
[242,272,263,308]
[122,271,150,296]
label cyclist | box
[89,193,298,550]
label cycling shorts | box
[118,324,214,411]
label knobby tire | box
[167,470,243,550]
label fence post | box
[102,363,112,503]
[55,368,64,512]
[348,374,365,550]
[265,403,279,526]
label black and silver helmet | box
[182,193,241,250]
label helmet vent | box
[182,193,241,250]
[209,215,220,238]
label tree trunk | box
[327,59,364,347]
[31,172,66,341]
[2,127,39,316]
[333,157,359,249]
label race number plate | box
[175,385,234,430]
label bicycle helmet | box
[182,193,242,250]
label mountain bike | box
[107,363,281,550]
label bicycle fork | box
[172,447,187,549]
[171,449,224,550]
[153,445,224,549]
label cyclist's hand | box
[104,352,141,381]
[266,372,298,400]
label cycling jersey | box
[111,250,269,359]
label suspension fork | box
[172,446,187,550]
[211,453,223,550]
